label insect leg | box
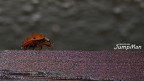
[32,46,35,50]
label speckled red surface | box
[0,50,143,81]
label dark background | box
[0,0,144,50]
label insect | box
[21,34,53,50]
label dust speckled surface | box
[0,50,143,81]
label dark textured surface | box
[0,50,143,81]
[0,0,144,50]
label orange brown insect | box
[21,34,53,50]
